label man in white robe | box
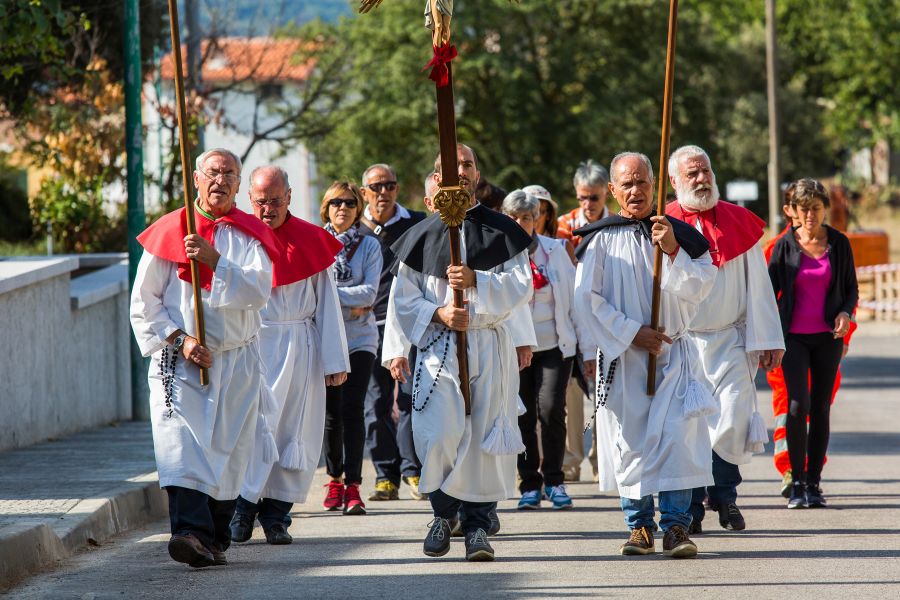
[130,148,279,568]
[665,146,784,533]
[388,144,534,562]
[575,152,716,558]
[229,166,350,545]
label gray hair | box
[573,159,610,189]
[668,144,713,180]
[609,152,654,184]
[501,189,540,219]
[361,163,397,186]
[249,165,290,190]
[196,148,242,174]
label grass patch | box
[0,239,47,257]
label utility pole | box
[185,0,205,153]
[765,0,781,232]
[124,0,150,420]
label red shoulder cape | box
[666,200,765,268]
[136,206,282,290]
[271,214,343,287]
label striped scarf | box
[324,222,360,282]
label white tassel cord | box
[682,379,719,419]
[745,410,769,454]
[258,413,280,465]
[278,437,314,471]
[481,415,526,456]
[516,395,527,416]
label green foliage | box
[30,176,126,253]
[0,157,31,241]
[780,0,900,150]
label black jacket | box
[768,225,858,337]
[359,207,427,322]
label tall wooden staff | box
[167,0,208,386]
[359,0,471,415]
[647,0,679,395]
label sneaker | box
[806,483,827,508]
[517,490,541,510]
[545,484,574,509]
[423,517,453,557]
[688,520,703,535]
[717,503,746,531]
[403,475,427,500]
[663,525,698,558]
[343,483,367,515]
[228,512,255,543]
[620,526,655,556]
[781,470,793,499]
[787,482,808,509]
[368,480,399,501]
[464,528,495,562]
[487,506,501,536]
[323,480,344,511]
[264,523,293,545]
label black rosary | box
[411,328,450,413]
[159,346,178,418]
[584,349,617,433]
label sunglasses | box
[578,194,603,202]
[366,181,397,193]
[328,198,358,209]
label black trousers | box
[430,489,494,535]
[234,495,292,530]
[517,347,573,492]
[324,350,376,484]
[365,325,420,485]
[166,486,235,551]
[782,332,844,484]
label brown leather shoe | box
[620,526,655,555]
[211,549,227,566]
[663,525,698,558]
[167,534,215,568]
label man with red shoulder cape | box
[229,166,350,546]
[130,148,281,568]
[665,145,784,534]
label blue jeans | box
[430,489,494,535]
[235,495,292,530]
[620,490,693,532]
[690,450,742,522]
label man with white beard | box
[665,145,784,532]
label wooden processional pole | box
[647,0,679,395]
[167,0,209,386]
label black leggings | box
[324,350,376,485]
[781,332,844,485]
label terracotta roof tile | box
[160,37,314,84]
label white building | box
[144,37,319,220]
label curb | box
[0,474,166,590]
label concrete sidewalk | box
[0,422,165,589]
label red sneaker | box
[323,480,344,511]
[343,483,366,515]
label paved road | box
[8,326,900,599]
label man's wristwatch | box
[172,333,187,352]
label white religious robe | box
[240,267,350,504]
[575,229,717,499]
[687,244,784,465]
[130,226,273,500]
[388,250,535,502]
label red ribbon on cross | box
[423,42,458,87]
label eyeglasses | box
[578,194,603,202]
[365,181,397,193]
[198,168,240,185]
[328,198,358,209]
[251,198,286,208]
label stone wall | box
[0,256,131,451]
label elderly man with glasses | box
[230,166,349,546]
[130,148,281,568]
[357,164,428,502]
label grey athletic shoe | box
[464,528,495,562]
[423,517,453,557]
